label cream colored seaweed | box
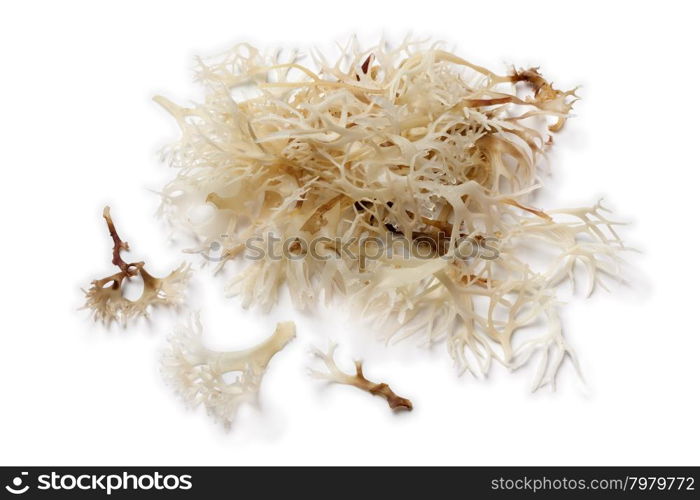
[161,314,296,426]
[155,38,625,390]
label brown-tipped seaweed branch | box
[82,206,191,326]
[310,343,413,411]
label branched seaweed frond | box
[310,343,412,411]
[82,206,191,326]
[162,314,296,426]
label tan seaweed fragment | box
[310,343,412,411]
[82,206,191,326]
[162,314,296,426]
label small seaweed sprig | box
[82,206,191,326]
[310,343,413,411]
[162,314,296,426]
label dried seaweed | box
[155,38,625,389]
[310,343,412,411]
[83,207,191,326]
[162,314,296,426]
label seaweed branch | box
[82,206,191,326]
[310,343,413,411]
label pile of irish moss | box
[153,39,623,391]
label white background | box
[1,0,698,466]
